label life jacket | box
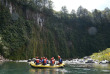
[47,60,48,64]
[36,59,39,63]
[59,58,62,63]
[41,57,43,60]
[52,59,55,64]
[43,59,47,64]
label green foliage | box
[0,0,110,60]
[0,3,33,59]
[91,48,110,61]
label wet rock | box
[0,55,4,62]
[0,55,9,62]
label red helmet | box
[52,57,54,59]
[36,57,38,59]
[58,55,60,59]
[51,57,54,60]
[43,57,45,59]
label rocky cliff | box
[0,0,110,60]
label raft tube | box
[30,62,65,68]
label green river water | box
[0,62,110,74]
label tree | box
[47,0,53,9]
[61,6,68,14]
[71,9,75,14]
[92,9,102,23]
[34,0,42,7]
[103,7,110,20]
[70,9,76,18]
[42,0,48,8]
[77,6,89,17]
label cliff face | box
[1,0,44,27]
[0,0,59,60]
[0,0,110,60]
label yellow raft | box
[30,62,65,68]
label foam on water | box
[56,69,69,73]
[15,60,27,62]
[77,72,87,74]
[102,70,110,73]
[83,68,91,70]
[74,68,82,70]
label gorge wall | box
[0,0,110,60]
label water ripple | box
[102,70,110,73]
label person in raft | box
[34,57,40,65]
[46,57,48,64]
[40,57,43,63]
[58,55,62,64]
[50,57,55,66]
[42,57,47,65]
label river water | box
[0,62,110,74]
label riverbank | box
[0,55,9,62]
[90,48,110,61]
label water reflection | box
[69,64,94,68]
[94,64,110,69]
[0,62,4,66]
[29,68,67,74]
[67,64,110,74]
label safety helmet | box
[58,55,60,59]
[36,57,38,59]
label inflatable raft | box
[30,62,65,68]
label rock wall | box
[0,55,5,62]
[26,9,44,27]
[0,0,44,27]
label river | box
[0,62,110,74]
